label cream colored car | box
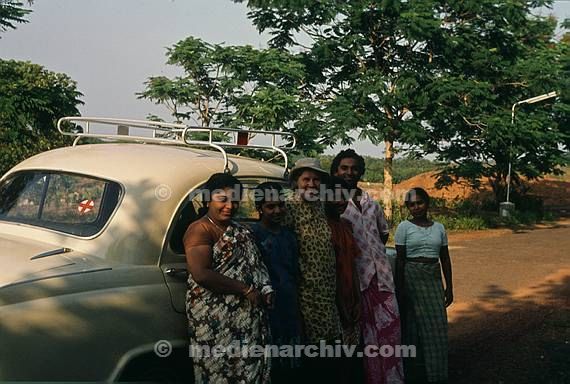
[0,117,293,382]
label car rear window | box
[0,171,122,237]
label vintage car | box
[0,117,294,382]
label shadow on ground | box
[449,276,570,384]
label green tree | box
[237,0,568,213]
[237,0,459,218]
[138,37,228,127]
[0,0,30,35]
[418,10,569,203]
[0,59,83,175]
[320,154,440,183]
[139,36,322,154]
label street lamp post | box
[502,91,558,217]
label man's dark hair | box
[254,182,284,210]
[404,187,431,207]
[330,149,366,176]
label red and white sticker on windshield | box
[78,199,95,214]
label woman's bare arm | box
[439,245,454,307]
[184,244,249,295]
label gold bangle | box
[243,285,254,296]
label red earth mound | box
[360,171,570,209]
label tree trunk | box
[491,172,524,206]
[489,175,504,206]
[383,139,394,221]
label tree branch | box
[461,115,488,128]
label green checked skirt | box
[402,261,448,383]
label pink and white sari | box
[361,275,404,384]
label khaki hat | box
[289,158,329,182]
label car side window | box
[0,171,122,237]
[42,174,106,224]
[168,199,198,255]
[189,179,270,223]
[167,177,286,255]
[0,172,46,220]
[235,180,264,222]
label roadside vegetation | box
[391,196,560,233]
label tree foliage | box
[418,8,569,202]
[238,0,460,217]
[139,37,323,154]
[319,154,440,184]
[0,59,83,175]
[0,0,30,35]
[237,0,569,212]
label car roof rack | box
[57,117,296,176]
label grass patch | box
[388,196,559,234]
[432,215,488,231]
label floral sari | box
[186,221,272,384]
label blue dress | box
[251,223,302,368]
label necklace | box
[206,215,228,232]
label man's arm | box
[376,203,390,245]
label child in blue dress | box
[251,182,302,383]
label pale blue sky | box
[1,0,568,156]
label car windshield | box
[0,171,122,237]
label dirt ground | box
[358,171,570,382]
[445,219,570,383]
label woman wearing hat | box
[282,158,341,381]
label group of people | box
[183,149,454,384]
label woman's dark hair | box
[404,187,430,207]
[254,182,284,210]
[330,149,366,176]
[198,173,243,216]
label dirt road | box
[446,220,570,383]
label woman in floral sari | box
[184,173,274,384]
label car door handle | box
[165,267,188,278]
